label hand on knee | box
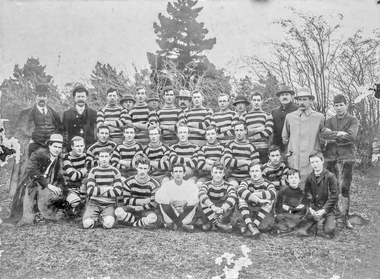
[103,216,115,229]
[83,219,95,229]
[114,207,127,221]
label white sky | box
[0,0,379,86]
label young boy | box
[198,162,237,232]
[304,151,339,237]
[114,156,161,228]
[262,145,290,191]
[196,125,225,187]
[238,162,277,237]
[82,148,123,229]
[275,169,307,233]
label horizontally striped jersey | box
[128,104,156,143]
[238,178,276,202]
[85,141,117,170]
[214,110,239,144]
[240,110,273,149]
[143,142,172,177]
[62,152,86,188]
[262,162,290,190]
[199,180,237,210]
[197,142,224,171]
[154,106,185,143]
[185,107,214,142]
[170,142,199,169]
[111,141,144,170]
[87,165,122,204]
[96,105,130,139]
[222,140,260,181]
[122,175,160,210]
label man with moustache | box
[62,84,97,152]
[233,95,250,117]
[282,87,335,188]
[176,89,192,112]
[271,85,298,157]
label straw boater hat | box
[294,87,315,101]
[176,90,192,99]
[72,84,89,97]
[275,85,295,97]
[33,83,50,95]
[46,134,66,145]
[233,94,250,106]
[147,92,160,102]
[120,94,136,104]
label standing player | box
[147,91,161,111]
[120,93,136,112]
[232,95,250,117]
[214,93,239,145]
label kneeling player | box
[82,148,122,229]
[114,156,160,228]
[238,162,277,237]
[198,162,237,232]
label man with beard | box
[271,85,298,157]
[155,86,185,146]
[27,84,63,156]
[62,84,97,152]
[176,89,192,112]
[96,87,130,145]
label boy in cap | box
[120,94,136,112]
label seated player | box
[155,163,199,232]
[170,123,199,182]
[198,162,237,232]
[262,145,290,191]
[304,151,338,237]
[82,148,122,229]
[196,125,224,187]
[85,125,117,170]
[114,156,161,228]
[222,121,260,190]
[62,136,88,218]
[143,125,171,184]
[111,124,144,179]
[275,169,307,233]
[238,162,277,237]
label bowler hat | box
[294,87,315,101]
[147,92,160,102]
[275,85,295,97]
[233,95,250,106]
[176,90,191,99]
[33,83,50,95]
[120,94,136,104]
[46,134,66,145]
[72,84,89,97]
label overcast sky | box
[0,0,379,86]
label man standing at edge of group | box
[271,85,298,159]
[322,94,359,229]
[282,87,335,189]
[62,84,97,152]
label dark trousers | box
[325,160,354,198]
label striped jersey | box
[197,142,224,171]
[128,104,156,142]
[122,175,160,210]
[85,140,117,170]
[238,178,276,202]
[87,165,122,204]
[240,110,274,149]
[111,141,144,170]
[262,162,290,190]
[143,142,172,177]
[214,110,239,143]
[170,142,199,169]
[154,106,185,143]
[62,152,86,188]
[96,105,130,139]
[185,108,214,142]
[222,140,260,181]
[199,180,237,209]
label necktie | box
[42,108,45,115]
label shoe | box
[202,223,212,231]
[342,216,354,230]
[182,224,194,232]
[240,226,247,235]
[216,222,233,233]
[247,223,260,237]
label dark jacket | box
[322,113,359,162]
[271,102,298,150]
[62,104,97,149]
[304,168,338,213]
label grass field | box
[1,166,379,279]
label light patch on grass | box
[213,245,252,279]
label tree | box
[151,0,216,70]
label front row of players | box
[65,135,338,237]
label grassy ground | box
[0,165,379,279]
